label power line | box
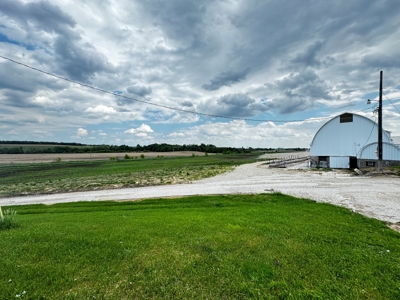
[0,55,303,122]
[364,115,377,146]
[383,91,400,114]
[0,55,375,123]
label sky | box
[1,0,400,148]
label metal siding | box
[330,156,349,168]
[358,142,400,160]
[310,114,391,157]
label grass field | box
[0,153,260,197]
[1,194,400,299]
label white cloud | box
[77,128,88,136]
[136,132,148,137]
[161,119,328,148]
[124,124,154,137]
[85,105,116,114]
[168,132,185,137]
[158,113,200,124]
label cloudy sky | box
[1,0,400,148]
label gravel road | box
[2,159,400,229]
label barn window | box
[340,113,353,123]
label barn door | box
[349,156,357,168]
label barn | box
[310,112,400,168]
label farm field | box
[2,194,400,299]
[0,151,209,164]
[0,153,260,197]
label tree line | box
[0,141,306,154]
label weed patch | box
[0,206,18,230]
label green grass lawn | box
[1,194,400,299]
[0,153,260,197]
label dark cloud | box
[319,1,400,38]
[126,85,153,97]
[180,101,193,107]
[0,0,114,82]
[0,63,37,93]
[115,85,153,106]
[275,69,320,91]
[54,36,114,82]
[225,1,315,70]
[332,82,356,95]
[0,0,76,35]
[202,67,251,91]
[138,0,209,49]
[222,0,400,78]
[266,69,332,114]
[0,61,68,109]
[290,41,324,68]
[2,90,40,108]
[201,93,268,118]
[361,53,400,70]
[268,93,318,115]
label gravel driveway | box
[2,159,400,229]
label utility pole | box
[378,70,383,172]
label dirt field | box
[0,151,207,164]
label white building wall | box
[358,142,400,160]
[329,156,349,168]
[310,114,391,157]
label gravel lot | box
[2,153,400,230]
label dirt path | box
[2,159,400,230]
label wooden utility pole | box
[378,70,383,172]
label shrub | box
[124,154,131,159]
[55,157,62,163]
[109,157,116,160]
[0,207,18,230]
[140,154,145,159]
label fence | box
[268,155,310,168]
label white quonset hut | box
[310,112,400,168]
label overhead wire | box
[0,55,377,123]
[363,115,377,147]
[361,92,400,151]
[383,91,400,114]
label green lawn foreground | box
[0,153,260,197]
[1,194,400,299]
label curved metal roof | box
[357,141,400,160]
[310,112,392,157]
[310,112,377,147]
